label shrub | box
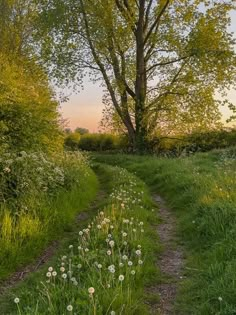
[78,133,120,151]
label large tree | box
[37,0,236,151]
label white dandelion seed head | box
[85,248,89,252]
[77,264,82,269]
[107,250,112,256]
[88,287,95,294]
[135,250,141,256]
[97,225,101,229]
[69,245,73,249]
[48,266,53,272]
[60,267,65,272]
[109,240,115,247]
[119,262,124,267]
[138,260,143,265]
[52,271,57,277]
[128,261,133,266]
[98,264,102,269]
[119,275,124,281]
[131,270,136,275]
[78,246,82,250]
[67,305,73,312]
[62,273,67,279]
[14,297,20,304]
[122,232,127,237]
[218,297,223,302]
[79,231,83,236]
[123,241,127,246]
[122,255,128,260]
[46,272,52,278]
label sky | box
[60,9,236,132]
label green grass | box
[0,167,98,281]
[93,147,236,315]
[1,164,160,315]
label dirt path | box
[149,194,184,315]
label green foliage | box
[94,148,236,314]
[77,134,123,151]
[64,133,81,150]
[0,152,98,280]
[0,53,63,153]
[74,127,89,135]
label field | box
[0,147,235,314]
[94,147,236,315]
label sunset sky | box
[60,10,236,132]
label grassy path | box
[0,164,160,314]
[93,150,236,315]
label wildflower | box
[52,271,57,277]
[62,273,67,279]
[79,231,83,236]
[107,250,112,256]
[121,203,125,208]
[128,261,133,266]
[137,245,141,249]
[67,305,73,312]
[109,240,115,247]
[88,287,95,295]
[14,298,20,304]
[123,241,127,246]
[111,311,116,315]
[138,260,143,265]
[78,246,82,250]
[77,264,82,269]
[100,211,104,216]
[46,272,52,278]
[131,270,136,275]
[218,297,223,302]
[69,245,73,249]
[62,255,67,260]
[141,229,144,233]
[119,262,124,267]
[60,267,65,272]
[48,267,53,272]
[119,275,124,281]
[122,232,127,237]
[85,248,89,252]
[97,225,101,229]
[135,250,141,256]
[98,264,102,269]
[122,255,128,260]
[4,167,11,173]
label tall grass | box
[0,152,98,280]
[94,147,236,315]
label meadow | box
[94,147,236,315]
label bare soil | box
[148,195,184,315]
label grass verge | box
[0,166,98,281]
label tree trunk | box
[134,0,148,153]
